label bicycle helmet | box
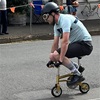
[42,2,60,15]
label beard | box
[48,15,55,25]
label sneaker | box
[0,33,4,35]
[3,33,9,34]
[68,75,85,85]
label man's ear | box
[51,12,55,16]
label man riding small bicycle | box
[42,2,93,85]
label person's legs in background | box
[68,5,73,15]
[72,7,77,16]
[0,10,3,35]
[1,10,8,34]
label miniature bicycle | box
[47,56,90,97]
[81,0,100,20]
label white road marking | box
[88,98,100,100]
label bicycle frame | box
[55,58,83,91]
[56,67,73,83]
[55,67,73,90]
[51,57,90,97]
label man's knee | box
[49,53,54,60]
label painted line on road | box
[88,98,100,100]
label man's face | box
[42,14,53,25]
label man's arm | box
[51,36,59,53]
[59,32,69,62]
[72,0,79,7]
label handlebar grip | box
[46,61,54,67]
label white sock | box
[71,61,79,69]
[65,61,81,76]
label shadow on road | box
[38,92,84,100]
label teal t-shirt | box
[54,14,92,43]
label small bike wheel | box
[79,82,90,93]
[51,86,62,97]
[67,76,78,89]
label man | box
[42,2,93,85]
[66,0,79,16]
[0,0,9,35]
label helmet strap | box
[51,14,55,26]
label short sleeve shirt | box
[54,14,92,43]
[0,0,6,10]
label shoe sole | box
[0,34,4,35]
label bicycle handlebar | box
[46,61,62,68]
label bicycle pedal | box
[78,66,85,73]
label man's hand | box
[46,61,54,67]
[54,61,62,68]
[72,1,79,7]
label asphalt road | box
[0,36,100,100]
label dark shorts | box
[57,41,93,58]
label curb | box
[0,31,100,44]
[0,34,54,44]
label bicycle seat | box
[77,56,82,59]
[77,56,86,59]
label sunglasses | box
[42,14,50,21]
